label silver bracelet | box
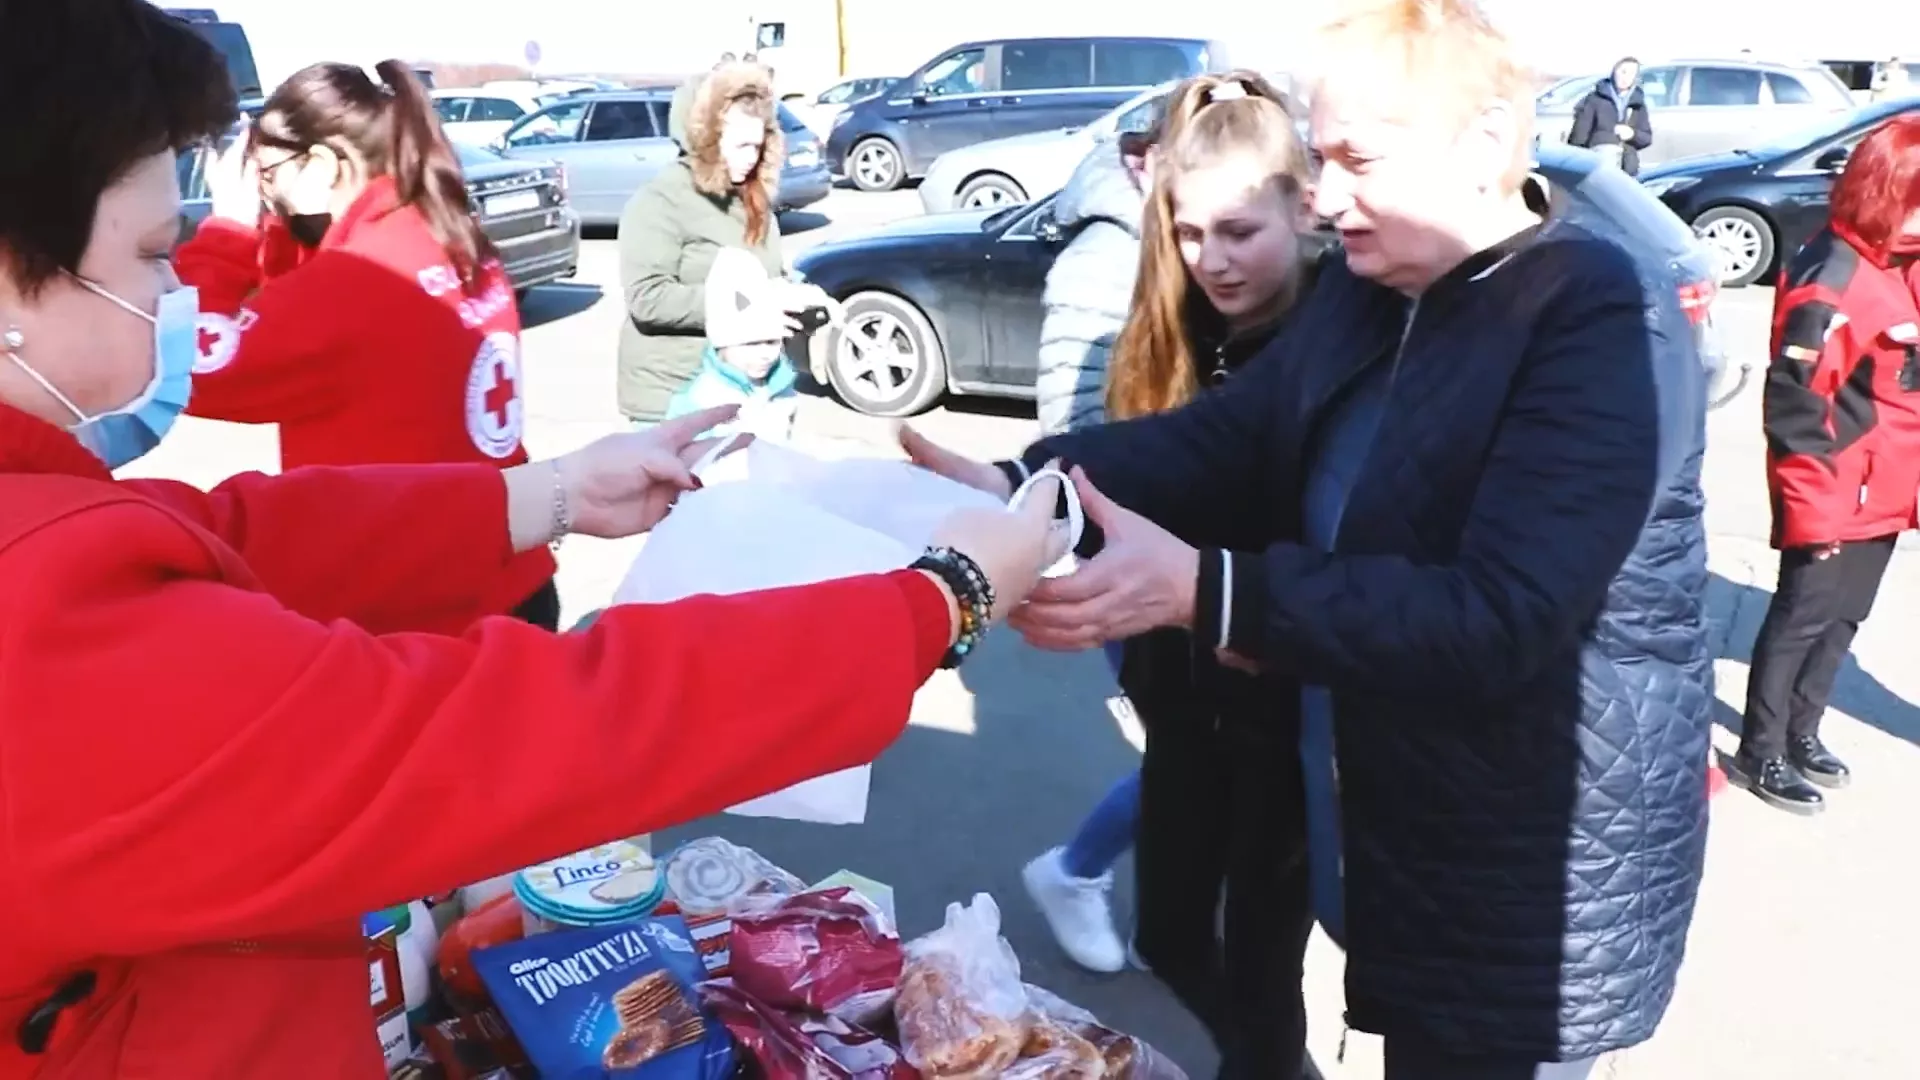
[548,459,572,551]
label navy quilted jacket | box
[1026,223,1713,1060]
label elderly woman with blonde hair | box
[905,1,1713,1076]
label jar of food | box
[513,838,664,935]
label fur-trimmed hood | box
[667,61,784,203]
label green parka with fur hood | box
[617,62,786,422]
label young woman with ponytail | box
[1016,70,1326,1077]
[175,60,559,629]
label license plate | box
[485,190,541,216]
[789,147,819,168]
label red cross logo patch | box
[192,312,241,374]
[465,332,524,459]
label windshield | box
[1536,75,1594,110]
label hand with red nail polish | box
[514,406,741,542]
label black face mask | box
[284,212,334,248]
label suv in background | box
[164,8,262,100]
[491,91,829,227]
[1536,58,1851,169]
[175,137,580,295]
[825,36,1227,191]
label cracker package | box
[474,916,733,1080]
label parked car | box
[792,144,1728,417]
[793,76,899,137]
[825,36,1228,192]
[174,138,580,294]
[1536,58,1852,170]
[433,89,542,146]
[920,80,1174,213]
[164,8,261,98]
[491,90,828,227]
[1638,95,1920,287]
[1825,58,1920,103]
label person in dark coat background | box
[900,2,1713,1076]
[1570,57,1654,175]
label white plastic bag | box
[611,440,1079,824]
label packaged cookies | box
[474,916,732,1080]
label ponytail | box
[373,60,498,292]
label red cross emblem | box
[465,333,523,459]
[484,358,516,428]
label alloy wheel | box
[1698,216,1762,285]
[837,310,920,403]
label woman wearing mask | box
[905,1,1714,1075]
[1021,81,1323,1070]
[175,62,560,628]
[621,61,830,429]
[0,2,1064,1074]
[1732,115,1920,813]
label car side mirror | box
[910,91,929,106]
[1815,146,1850,173]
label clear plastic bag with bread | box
[1016,985,1189,1080]
[893,894,1031,1079]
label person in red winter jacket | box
[174,60,562,628]
[0,3,1066,1077]
[1733,114,1920,814]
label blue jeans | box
[1061,642,1140,880]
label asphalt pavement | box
[130,188,1920,1079]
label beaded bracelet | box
[910,546,995,669]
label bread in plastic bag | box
[893,893,1029,1079]
[1021,985,1189,1080]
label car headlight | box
[1639,175,1699,198]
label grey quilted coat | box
[1034,143,1146,435]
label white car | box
[918,81,1177,214]
[789,75,898,136]
[433,89,542,146]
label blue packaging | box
[474,915,733,1080]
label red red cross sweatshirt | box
[175,178,554,618]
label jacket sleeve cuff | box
[993,459,1031,493]
[1193,549,1268,656]
[891,568,957,676]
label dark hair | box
[254,60,497,291]
[0,0,237,296]
[1830,115,1920,256]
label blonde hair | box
[1309,0,1535,189]
[1106,71,1313,422]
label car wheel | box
[849,138,905,192]
[1692,206,1776,289]
[825,291,947,416]
[956,173,1028,209]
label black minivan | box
[824,36,1227,191]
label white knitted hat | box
[703,248,788,349]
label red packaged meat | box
[729,888,903,1026]
[699,982,916,1080]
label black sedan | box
[792,144,1730,417]
[1639,97,1920,288]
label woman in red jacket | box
[175,60,562,627]
[1733,114,1920,814]
[0,3,1063,1075]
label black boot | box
[1789,735,1851,789]
[1725,751,1824,814]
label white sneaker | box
[1022,847,1126,973]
